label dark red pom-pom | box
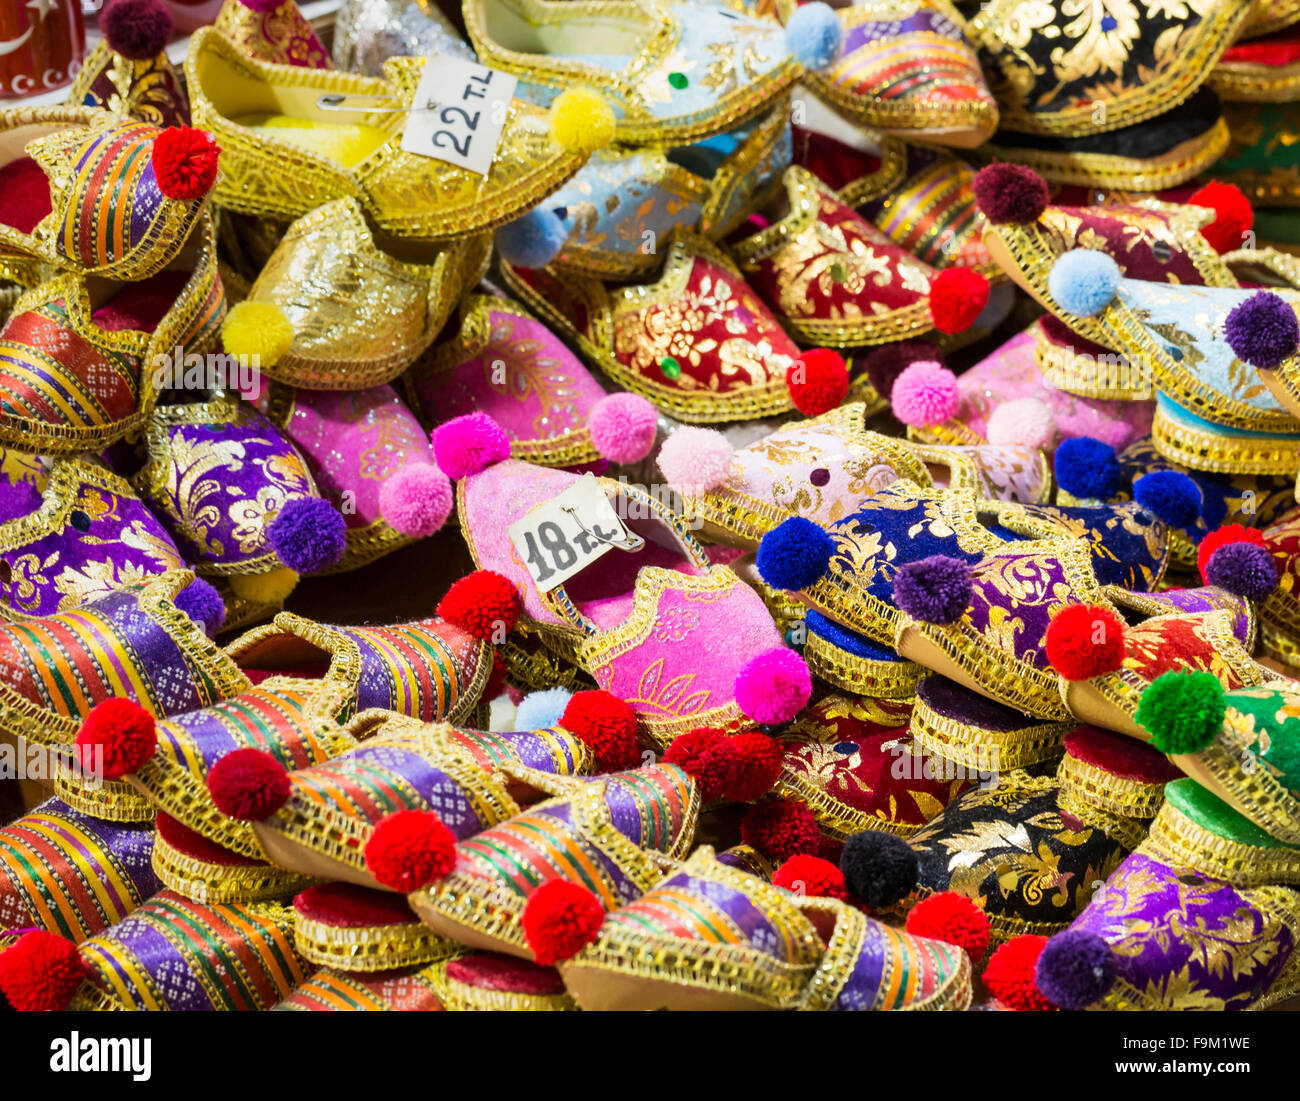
[862,339,943,403]
[207,748,290,820]
[663,727,734,800]
[904,891,991,963]
[0,931,87,1011]
[984,934,1058,1011]
[972,163,1049,225]
[1187,181,1253,254]
[521,880,605,965]
[786,348,849,416]
[724,731,783,802]
[559,690,640,772]
[151,127,220,201]
[101,0,174,60]
[929,267,990,334]
[363,809,457,891]
[74,697,156,780]
[436,570,521,641]
[740,797,820,862]
[773,854,847,900]
[1044,604,1126,681]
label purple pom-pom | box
[432,413,511,480]
[175,576,226,636]
[1224,291,1300,369]
[268,497,347,574]
[972,164,1049,225]
[1036,929,1116,1010]
[101,0,174,60]
[893,555,972,624]
[1205,541,1278,600]
[0,477,42,524]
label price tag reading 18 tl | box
[400,55,518,176]
[508,475,644,592]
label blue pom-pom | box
[1036,929,1116,1010]
[785,1,844,71]
[514,687,572,731]
[1054,437,1121,500]
[495,207,568,269]
[1133,470,1201,529]
[268,497,347,574]
[756,516,835,591]
[175,576,226,636]
[1047,249,1120,317]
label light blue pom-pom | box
[514,687,573,731]
[785,1,844,71]
[1047,248,1120,317]
[495,207,568,269]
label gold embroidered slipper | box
[0,213,226,454]
[223,196,490,391]
[1212,26,1300,102]
[186,26,601,241]
[1141,776,1300,889]
[500,232,806,423]
[553,845,972,1010]
[153,809,313,904]
[463,0,822,145]
[777,0,998,150]
[291,881,454,972]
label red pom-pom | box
[663,727,734,800]
[521,880,605,965]
[73,697,156,780]
[773,854,847,900]
[1187,181,1254,254]
[904,891,991,964]
[560,690,640,772]
[786,348,849,416]
[740,797,820,862]
[151,127,220,201]
[724,731,783,802]
[928,267,990,334]
[0,931,87,1011]
[207,748,290,820]
[1044,604,1126,681]
[983,934,1058,1011]
[363,809,457,891]
[1196,524,1269,582]
[436,570,521,641]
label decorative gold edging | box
[1139,799,1300,888]
[153,830,315,904]
[294,912,457,972]
[1152,406,1300,476]
[910,695,1069,771]
[804,632,922,699]
[1056,753,1168,821]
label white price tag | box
[508,475,644,593]
[400,55,518,176]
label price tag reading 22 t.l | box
[400,55,519,176]
[508,475,645,593]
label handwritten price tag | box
[400,55,518,176]
[508,475,644,593]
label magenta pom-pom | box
[657,427,735,495]
[891,360,959,427]
[432,413,511,480]
[237,0,288,12]
[379,464,453,538]
[735,647,811,725]
[589,393,658,464]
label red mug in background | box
[0,0,86,100]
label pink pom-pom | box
[735,648,812,725]
[432,413,511,480]
[986,398,1056,450]
[657,427,735,495]
[891,360,959,428]
[379,463,453,537]
[589,393,658,464]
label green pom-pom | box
[1136,671,1226,754]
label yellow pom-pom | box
[221,301,294,369]
[548,87,615,155]
[229,567,298,606]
